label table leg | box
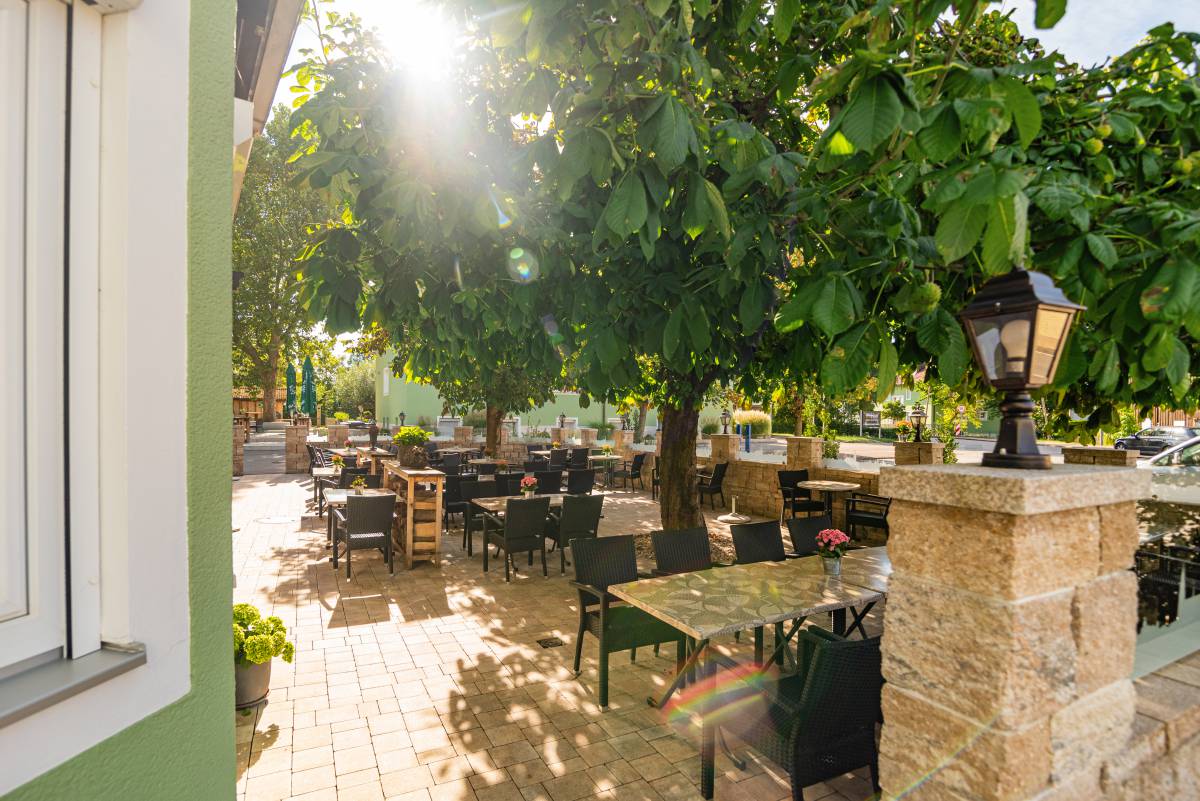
[832,608,846,636]
[700,647,716,800]
[648,637,708,709]
[844,601,876,638]
[823,490,834,517]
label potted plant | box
[367,413,380,448]
[816,528,851,576]
[233,603,294,710]
[344,438,353,450]
[894,420,913,443]
[330,454,344,472]
[393,425,432,467]
[520,476,537,497]
[601,444,613,455]
[551,440,561,449]
[350,475,367,495]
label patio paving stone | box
[232,473,879,801]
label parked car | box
[1141,436,1200,507]
[1114,426,1199,456]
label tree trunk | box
[485,404,504,456]
[635,400,650,440]
[658,404,702,530]
[792,394,804,436]
[260,360,279,422]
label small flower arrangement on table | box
[495,458,508,470]
[601,445,613,455]
[331,454,345,470]
[520,476,537,496]
[345,438,354,450]
[551,440,561,448]
[816,528,851,575]
[894,420,913,442]
[350,475,367,495]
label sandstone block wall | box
[284,420,311,474]
[894,441,945,465]
[1061,446,1140,467]
[233,423,245,477]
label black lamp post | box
[399,411,406,428]
[959,270,1084,469]
[720,409,732,435]
[908,405,927,443]
[557,412,567,429]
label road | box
[837,437,1065,464]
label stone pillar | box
[655,430,663,454]
[876,464,1149,801]
[707,433,738,463]
[285,424,311,474]
[893,441,945,465]
[550,426,567,444]
[326,423,350,449]
[1061,446,1139,467]
[578,427,598,447]
[233,423,245,477]
[453,425,473,445]
[783,436,823,470]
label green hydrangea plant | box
[233,603,295,666]
[392,426,431,446]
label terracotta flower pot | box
[235,660,272,709]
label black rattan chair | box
[476,462,498,476]
[612,452,647,491]
[460,480,490,555]
[778,470,825,523]
[549,448,568,468]
[845,493,891,540]
[568,448,589,470]
[441,452,463,475]
[332,493,396,578]
[566,469,596,495]
[318,466,369,516]
[544,494,603,574]
[535,469,563,494]
[496,472,523,496]
[785,514,833,557]
[718,630,882,800]
[482,495,551,582]
[697,462,728,509]
[731,520,801,664]
[523,459,545,473]
[651,465,660,500]
[650,527,716,576]
[444,474,476,529]
[570,535,687,707]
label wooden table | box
[356,447,394,475]
[470,494,566,515]
[322,488,395,548]
[436,446,477,455]
[609,548,890,799]
[312,466,339,505]
[589,453,621,485]
[382,464,445,568]
[796,479,861,517]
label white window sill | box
[0,643,145,728]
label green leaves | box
[1085,232,1118,267]
[916,105,961,161]
[645,0,672,18]
[773,0,800,42]
[1140,258,1198,321]
[821,323,880,396]
[876,338,898,403]
[810,274,862,337]
[1034,0,1067,28]
[682,176,730,240]
[837,75,902,151]
[996,77,1042,148]
[603,171,648,238]
[1089,341,1121,395]
[935,203,989,262]
[643,96,695,171]
[917,309,969,385]
[981,193,1029,275]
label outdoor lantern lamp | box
[908,405,927,443]
[557,412,567,428]
[399,411,406,427]
[959,269,1085,469]
[720,409,732,435]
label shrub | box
[700,418,720,436]
[881,399,907,423]
[233,603,294,666]
[393,426,431,446]
[822,436,841,460]
[733,409,772,438]
[333,411,350,422]
[462,411,488,428]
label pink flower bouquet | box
[816,528,850,559]
[520,476,538,493]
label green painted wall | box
[3,2,236,798]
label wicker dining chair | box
[731,520,803,665]
[459,480,491,555]
[548,448,568,468]
[697,462,729,509]
[845,493,892,540]
[611,452,647,491]
[567,448,590,470]
[535,469,564,494]
[785,514,834,557]
[777,470,826,523]
[717,630,882,801]
[331,493,396,578]
[544,494,603,574]
[569,535,687,707]
[565,468,596,495]
[318,466,369,516]
[482,495,552,582]
[650,527,716,576]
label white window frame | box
[0,0,193,790]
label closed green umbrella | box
[284,362,297,417]
[300,356,317,418]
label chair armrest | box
[782,553,806,560]
[568,581,608,601]
[845,496,889,513]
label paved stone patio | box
[233,473,880,801]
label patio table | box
[312,466,339,506]
[588,453,621,486]
[321,488,396,548]
[356,447,394,475]
[608,547,889,799]
[795,479,860,517]
[530,449,552,458]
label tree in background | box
[233,108,336,421]
[327,359,376,418]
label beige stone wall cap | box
[879,463,1150,514]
